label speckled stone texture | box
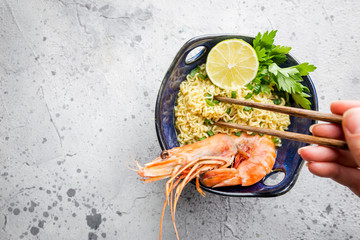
[0,0,360,239]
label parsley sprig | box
[249,30,316,109]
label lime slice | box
[206,39,259,90]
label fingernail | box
[297,146,308,155]
[305,162,314,167]
[344,108,360,134]
[297,148,302,155]
[309,124,316,133]
[298,145,315,155]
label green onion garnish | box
[205,92,212,98]
[228,120,233,123]
[272,137,280,143]
[244,93,253,99]
[226,108,231,115]
[206,130,214,137]
[198,73,206,79]
[272,99,281,105]
[204,118,212,125]
[199,136,207,141]
[234,131,242,137]
[231,91,237,99]
[259,133,264,137]
[243,106,253,111]
[213,100,220,104]
[190,66,201,78]
[246,83,254,90]
[206,99,214,106]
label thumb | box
[343,107,360,166]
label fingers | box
[307,161,360,197]
[330,100,360,115]
[342,107,360,166]
[306,106,360,167]
[311,123,344,140]
[300,100,360,197]
[299,146,357,168]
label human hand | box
[298,100,360,197]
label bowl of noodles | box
[155,34,318,197]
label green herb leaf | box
[253,30,277,51]
[206,130,214,137]
[268,63,303,94]
[190,66,201,78]
[260,66,269,75]
[253,78,261,85]
[244,93,253,99]
[270,45,292,55]
[271,54,288,65]
[234,131,242,137]
[226,108,231,115]
[272,99,281,105]
[277,74,304,94]
[255,46,267,62]
[292,92,312,109]
[270,45,292,65]
[246,83,254,90]
[295,63,317,76]
[243,106,253,111]
[231,91,237,99]
[253,85,261,95]
[260,84,271,94]
[252,30,316,110]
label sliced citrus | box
[206,39,259,90]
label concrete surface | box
[1,0,360,239]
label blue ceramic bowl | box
[155,35,318,197]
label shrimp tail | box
[201,168,241,187]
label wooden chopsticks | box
[215,122,347,149]
[214,96,348,150]
[215,96,342,124]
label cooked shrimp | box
[135,133,276,240]
[200,133,276,187]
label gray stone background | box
[1,0,360,239]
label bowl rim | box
[155,34,318,197]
